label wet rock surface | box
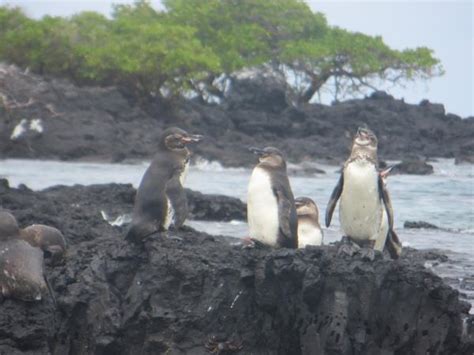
[186,189,246,222]
[0,180,473,354]
[404,220,440,229]
[393,160,435,175]
[1,64,473,167]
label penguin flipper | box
[325,173,344,227]
[386,229,402,259]
[273,187,298,248]
[378,175,394,230]
[165,177,188,229]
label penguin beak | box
[249,147,265,156]
[181,134,203,144]
[357,127,369,139]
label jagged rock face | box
[186,189,246,221]
[393,160,435,175]
[1,229,472,354]
[1,64,473,166]
[0,181,472,354]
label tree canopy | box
[0,0,443,103]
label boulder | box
[393,160,434,175]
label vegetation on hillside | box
[0,0,443,103]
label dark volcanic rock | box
[455,153,474,165]
[0,181,472,354]
[186,189,246,221]
[393,160,435,175]
[404,220,440,229]
[1,64,473,167]
[16,182,246,225]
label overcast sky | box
[2,0,472,117]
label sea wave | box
[193,157,246,172]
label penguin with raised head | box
[325,127,402,259]
[126,127,202,243]
[247,147,298,248]
[295,197,323,248]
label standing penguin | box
[295,197,323,248]
[126,127,202,243]
[325,127,402,259]
[247,147,298,248]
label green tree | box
[0,1,443,103]
[88,1,220,97]
[164,0,327,99]
[280,26,443,102]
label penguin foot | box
[337,243,360,257]
[241,237,267,249]
[358,248,376,261]
[165,232,183,242]
[241,237,255,249]
[337,236,360,257]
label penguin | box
[247,147,298,248]
[325,127,402,259]
[0,211,55,303]
[295,197,323,248]
[126,127,202,243]
[19,224,67,265]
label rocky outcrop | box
[186,189,246,221]
[393,160,435,175]
[1,64,473,166]
[0,180,472,354]
[404,220,440,229]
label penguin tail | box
[386,229,402,259]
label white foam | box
[193,157,245,172]
[101,211,132,227]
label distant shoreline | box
[1,64,473,167]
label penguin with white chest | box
[325,127,402,259]
[247,147,298,248]
[295,197,323,248]
[126,127,202,243]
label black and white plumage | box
[126,127,202,243]
[295,197,323,248]
[247,147,298,248]
[325,127,402,258]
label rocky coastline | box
[1,64,473,354]
[1,64,473,168]
[0,180,473,354]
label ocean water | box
[1,158,473,311]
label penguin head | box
[249,146,286,168]
[351,127,378,159]
[0,211,20,240]
[161,127,203,151]
[295,197,319,219]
